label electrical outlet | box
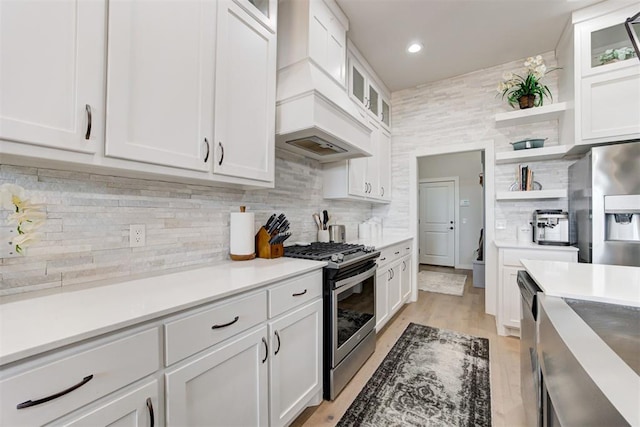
[495,219,507,230]
[129,224,146,247]
[1,226,21,258]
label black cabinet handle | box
[394,251,400,255]
[380,257,386,261]
[274,330,281,355]
[402,261,406,271]
[292,289,307,297]
[381,187,384,197]
[218,141,224,165]
[449,227,454,230]
[146,397,155,427]
[261,337,268,363]
[211,316,239,329]
[204,138,210,163]
[17,375,93,409]
[85,104,92,140]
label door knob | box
[449,227,454,230]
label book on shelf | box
[517,164,534,191]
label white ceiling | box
[335,0,604,92]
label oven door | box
[331,264,376,367]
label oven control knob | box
[331,253,344,262]
[363,246,375,253]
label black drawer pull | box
[292,289,307,297]
[211,316,239,329]
[380,257,386,261]
[146,397,155,427]
[394,251,400,255]
[17,375,93,409]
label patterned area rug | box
[418,270,466,296]
[337,323,491,427]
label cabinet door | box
[348,157,368,198]
[375,269,389,332]
[381,97,391,130]
[165,326,268,426]
[377,130,392,201]
[367,82,380,119]
[105,0,214,171]
[388,263,402,315]
[401,256,412,302]
[581,66,640,143]
[349,61,367,109]
[213,0,275,182]
[0,0,105,153]
[269,299,322,427]
[501,267,522,330]
[52,380,158,427]
[365,119,380,200]
[308,0,346,86]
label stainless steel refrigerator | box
[569,142,640,266]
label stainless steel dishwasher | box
[517,270,542,427]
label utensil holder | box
[317,229,330,242]
[255,227,283,259]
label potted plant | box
[497,56,559,109]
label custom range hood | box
[275,0,372,163]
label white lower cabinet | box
[165,326,269,426]
[50,380,159,427]
[400,255,412,302]
[497,246,578,336]
[268,299,322,427]
[0,327,160,427]
[375,240,413,332]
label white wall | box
[418,151,483,268]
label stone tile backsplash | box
[373,51,574,243]
[0,150,372,295]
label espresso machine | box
[532,210,570,246]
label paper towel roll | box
[358,222,371,239]
[230,207,255,260]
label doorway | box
[408,141,496,316]
[419,179,457,267]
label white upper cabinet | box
[558,2,640,147]
[105,0,215,172]
[377,129,392,201]
[0,0,105,153]
[348,52,391,131]
[308,0,347,86]
[213,0,275,182]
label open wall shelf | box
[495,145,571,164]
[494,102,568,127]
[496,189,568,200]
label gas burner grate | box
[284,242,365,261]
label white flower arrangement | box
[0,183,45,254]
[497,55,559,108]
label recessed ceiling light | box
[407,43,423,54]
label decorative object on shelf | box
[0,183,45,254]
[497,55,559,109]
[598,47,637,65]
[510,138,546,150]
[509,164,542,191]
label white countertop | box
[0,258,326,366]
[494,240,579,252]
[349,233,413,249]
[522,260,640,307]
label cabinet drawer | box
[165,291,267,366]
[503,249,577,267]
[0,328,159,427]
[401,241,412,256]
[378,244,402,267]
[268,270,322,318]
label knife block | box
[255,227,284,259]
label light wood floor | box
[291,265,526,427]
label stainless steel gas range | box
[284,242,379,400]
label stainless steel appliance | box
[532,210,570,246]
[328,225,346,243]
[569,142,640,266]
[284,242,379,400]
[517,270,543,427]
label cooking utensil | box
[313,213,322,230]
[322,210,329,230]
[511,138,547,150]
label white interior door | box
[419,180,455,266]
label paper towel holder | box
[230,206,256,261]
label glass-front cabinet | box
[238,0,276,31]
[348,55,391,130]
[579,5,639,75]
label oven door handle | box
[334,264,377,290]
